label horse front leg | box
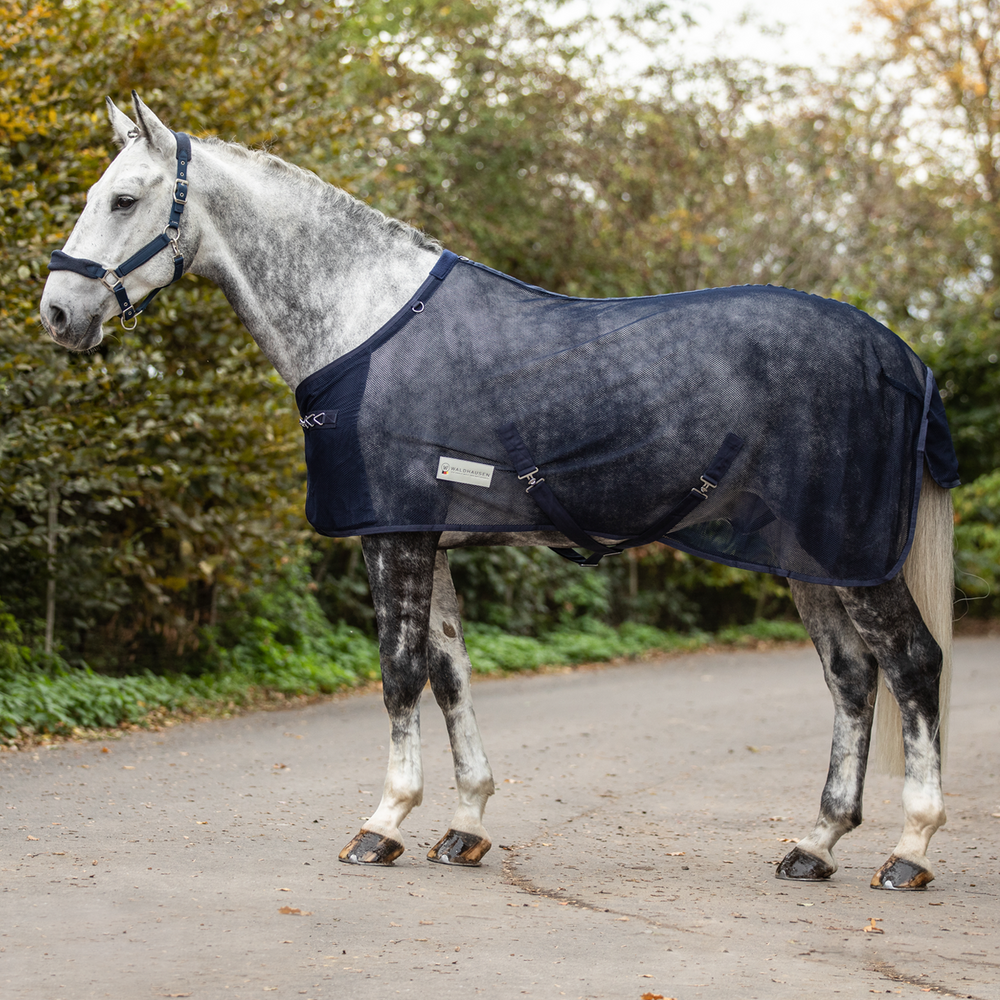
[838,577,946,890]
[339,532,439,865]
[425,551,495,866]
[778,580,879,881]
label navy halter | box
[48,131,191,330]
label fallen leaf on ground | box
[274,763,288,769]
[640,993,667,1000]
[278,906,311,915]
[863,917,884,934]
[161,994,192,997]
[276,887,290,892]
[666,851,685,856]
[26,835,38,841]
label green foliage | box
[920,292,1000,482]
[0,599,30,671]
[463,618,709,674]
[0,609,807,738]
[201,558,381,689]
[953,470,1000,616]
[0,571,381,738]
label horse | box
[40,94,958,891]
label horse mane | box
[196,135,441,253]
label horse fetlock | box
[367,787,422,837]
[455,768,495,801]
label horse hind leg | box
[778,580,879,882]
[838,576,946,890]
[339,532,439,865]
[425,551,495,866]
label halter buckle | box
[100,269,122,293]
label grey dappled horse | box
[40,95,955,891]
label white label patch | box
[436,456,494,488]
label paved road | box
[2,638,998,1000]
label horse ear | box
[106,97,137,149]
[130,91,176,160]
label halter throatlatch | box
[48,131,192,331]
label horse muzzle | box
[40,275,112,351]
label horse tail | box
[872,471,953,775]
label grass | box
[0,617,807,743]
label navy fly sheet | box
[295,251,959,586]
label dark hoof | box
[427,829,491,866]
[338,829,404,865]
[871,854,933,890]
[776,846,836,881]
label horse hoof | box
[338,829,404,865]
[871,854,933,890]
[775,846,836,881]
[427,829,491,866]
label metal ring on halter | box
[163,224,181,258]
[120,312,138,332]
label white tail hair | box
[871,473,953,775]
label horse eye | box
[113,195,136,211]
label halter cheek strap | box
[48,131,192,331]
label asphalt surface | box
[2,637,998,1000]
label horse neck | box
[188,143,439,389]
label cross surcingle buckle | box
[517,466,545,493]
[299,410,338,429]
[692,475,717,500]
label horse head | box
[40,93,194,350]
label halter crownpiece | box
[48,131,192,331]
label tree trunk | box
[44,484,57,656]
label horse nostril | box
[46,304,68,335]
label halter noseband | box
[48,131,191,331]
